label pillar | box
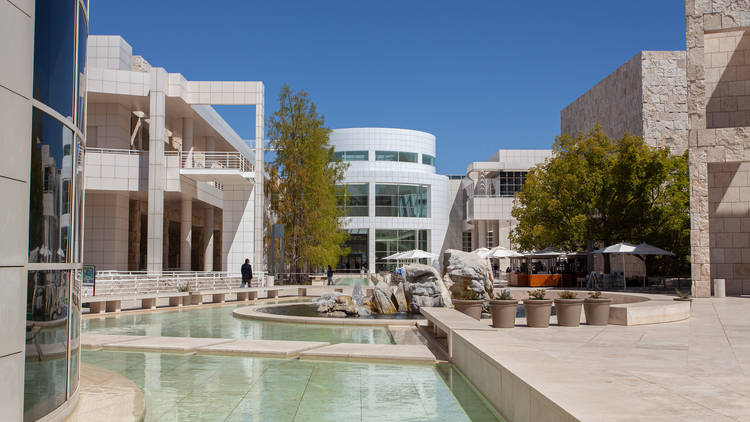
[147,68,167,274]
[180,197,192,271]
[183,117,194,167]
[204,207,214,271]
[254,87,265,272]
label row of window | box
[333,150,436,166]
[491,171,528,197]
[375,229,428,271]
[337,184,429,218]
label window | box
[462,231,473,252]
[493,171,528,196]
[61,180,70,214]
[76,5,87,129]
[33,0,76,120]
[422,154,435,166]
[334,150,369,161]
[375,151,418,163]
[337,184,369,217]
[375,229,428,271]
[375,184,428,217]
[487,230,494,248]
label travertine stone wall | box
[704,30,750,128]
[561,51,688,155]
[687,0,750,297]
[562,53,644,140]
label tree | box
[266,84,349,276]
[510,126,690,275]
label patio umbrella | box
[594,242,673,290]
[472,248,491,258]
[488,246,524,258]
[397,249,437,260]
[381,252,405,260]
[633,243,675,256]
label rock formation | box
[442,249,495,306]
[401,264,453,313]
[392,283,408,312]
[371,281,397,314]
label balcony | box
[170,151,254,185]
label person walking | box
[241,259,253,288]
[326,265,334,286]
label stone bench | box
[190,288,259,305]
[420,307,495,359]
[85,292,190,313]
[266,289,279,299]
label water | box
[83,304,394,344]
[83,350,504,421]
[259,303,425,320]
[335,277,372,287]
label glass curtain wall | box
[333,150,368,161]
[375,229,428,271]
[375,184,429,217]
[375,151,418,163]
[25,1,87,420]
[492,171,528,196]
[338,229,369,272]
[337,184,368,217]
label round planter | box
[554,298,584,327]
[583,298,612,325]
[523,299,552,328]
[453,299,483,320]
[489,299,519,328]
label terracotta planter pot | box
[489,299,519,328]
[583,298,612,326]
[453,299,483,320]
[554,298,584,327]
[523,299,552,328]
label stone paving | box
[453,297,750,421]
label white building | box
[83,35,265,275]
[458,149,551,252]
[330,128,450,273]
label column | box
[368,227,376,274]
[254,85,265,272]
[180,197,192,271]
[689,150,711,297]
[147,68,167,274]
[204,207,214,271]
[182,117,193,167]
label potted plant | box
[583,291,611,326]
[554,290,584,327]
[674,289,693,306]
[489,289,518,328]
[178,282,192,306]
[453,289,483,320]
[523,289,552,328]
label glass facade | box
[462,231,472,252]
[334,150,368,161]
[337,183,369,217]
[422,154,435,166]
[375,184,429,217]
[375,151,418,163]
[492,171,528,197]
[375,230,428,271]
[338,229,369,272]
[25,1,86,420]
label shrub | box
[527,289,546,300]
[498,289,513,300]
[588,290,603,299]
[558,290,577,299]
[462,289,480,300]
[177,282,190,292]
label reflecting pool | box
[83,305,393,344]
[83,350,503,421]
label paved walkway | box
[66,363,145,422]
[456,297,750,421]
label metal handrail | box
[84,270,267,297]
[85,147,146,155]
[177,151,252,172]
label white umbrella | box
[594,242,673,290]
[593,242,637,254]
[381,252,405,261]
[397,249,437,260]
[488,246,524,258]
[633,243,674,256]
[527,247,566,258]
[472,248,491,258]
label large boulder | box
[332,295,357,315]
[402,264,453,313]
[392,283,408,312]
[371,281,397,314]
[443,249,495,304]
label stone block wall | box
[84,192,129,271]
[561,53,644,140]
[687,0,750,297]
[705,30,750,128]
[561,51,688,155]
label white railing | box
[85,147,146,156]
[175,151,252,172]
[83,270,266,297]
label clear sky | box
[90,0,686,175]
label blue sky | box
[90,0,686,175]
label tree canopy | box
[510,126,689,275]
[266,84,348,273]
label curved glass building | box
[330,128,450,273]
[1,1,87,420]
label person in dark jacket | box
[326,265,334,286]
[241,259,253,287]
